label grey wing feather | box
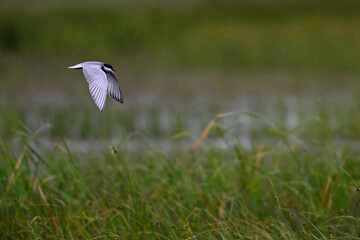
[106,71,123,103]
[82,66,108,111]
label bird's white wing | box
[82,65,108,111]
[106,71,123,103]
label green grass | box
[1,107,360,239]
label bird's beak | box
[113,68,117,72]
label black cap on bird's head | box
[104,63,117,72]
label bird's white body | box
[68,61,123,111]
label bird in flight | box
[68,61,123,111]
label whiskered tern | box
[69,61,123,111]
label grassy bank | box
[1,112,360,239]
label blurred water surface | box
[1,0,360,150]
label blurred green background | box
[1,0,360,71]
[0,0,360,139]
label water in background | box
[1,0,360,152]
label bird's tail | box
[68,63,83,69]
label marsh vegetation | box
[1,1,360,239]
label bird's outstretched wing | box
[106,71,123,103]
[82,65,108,111]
